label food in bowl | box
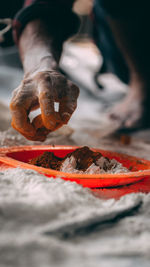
[29,146,129,174]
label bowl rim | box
[0,145,150,180]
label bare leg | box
[107,14,150,129]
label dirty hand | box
[10,70,79,141]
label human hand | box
[10,70,79,141]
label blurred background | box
[0,0,129,134]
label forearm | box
[18,19,62,75]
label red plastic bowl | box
[0,145,150,188]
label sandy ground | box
[0,44,150,267]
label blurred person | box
[0,0,149,140]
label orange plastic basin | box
[0,145,150,189]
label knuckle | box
[11,87,21,102]
[69,102,77,112]
[39,91,52,105]
[22,78,32,86]
[67,81,79,94]
[71,84,80,95]
[39,89,50,98]
[9,101,20,110]
[57,75,67,85]
[11,93,26,108]
[41,71,66,84]
[12,87,19,96]
[35,71,52,84]
[43,73,52,83]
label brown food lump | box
[29,152,64,171]
[66,146,103,171]
[29,146,104,171]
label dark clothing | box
[12,0,76,44]
[93,0,129,84]
[0,0,77,46]
[99,0,147,18]
[0,0,24,46]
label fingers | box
[59,81,79,124]
[38,74,79,130]
[32,114,51,141]
[10,104,36,139]
[10,82,38,139]
[17,129,47,142]
[10,72,79,141]
[38,73,65,131]
[11,114,50,141]
[39,89,64,131]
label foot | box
[108,87,150,131]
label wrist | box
[19,20,62,75]
[23,52,59,77]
